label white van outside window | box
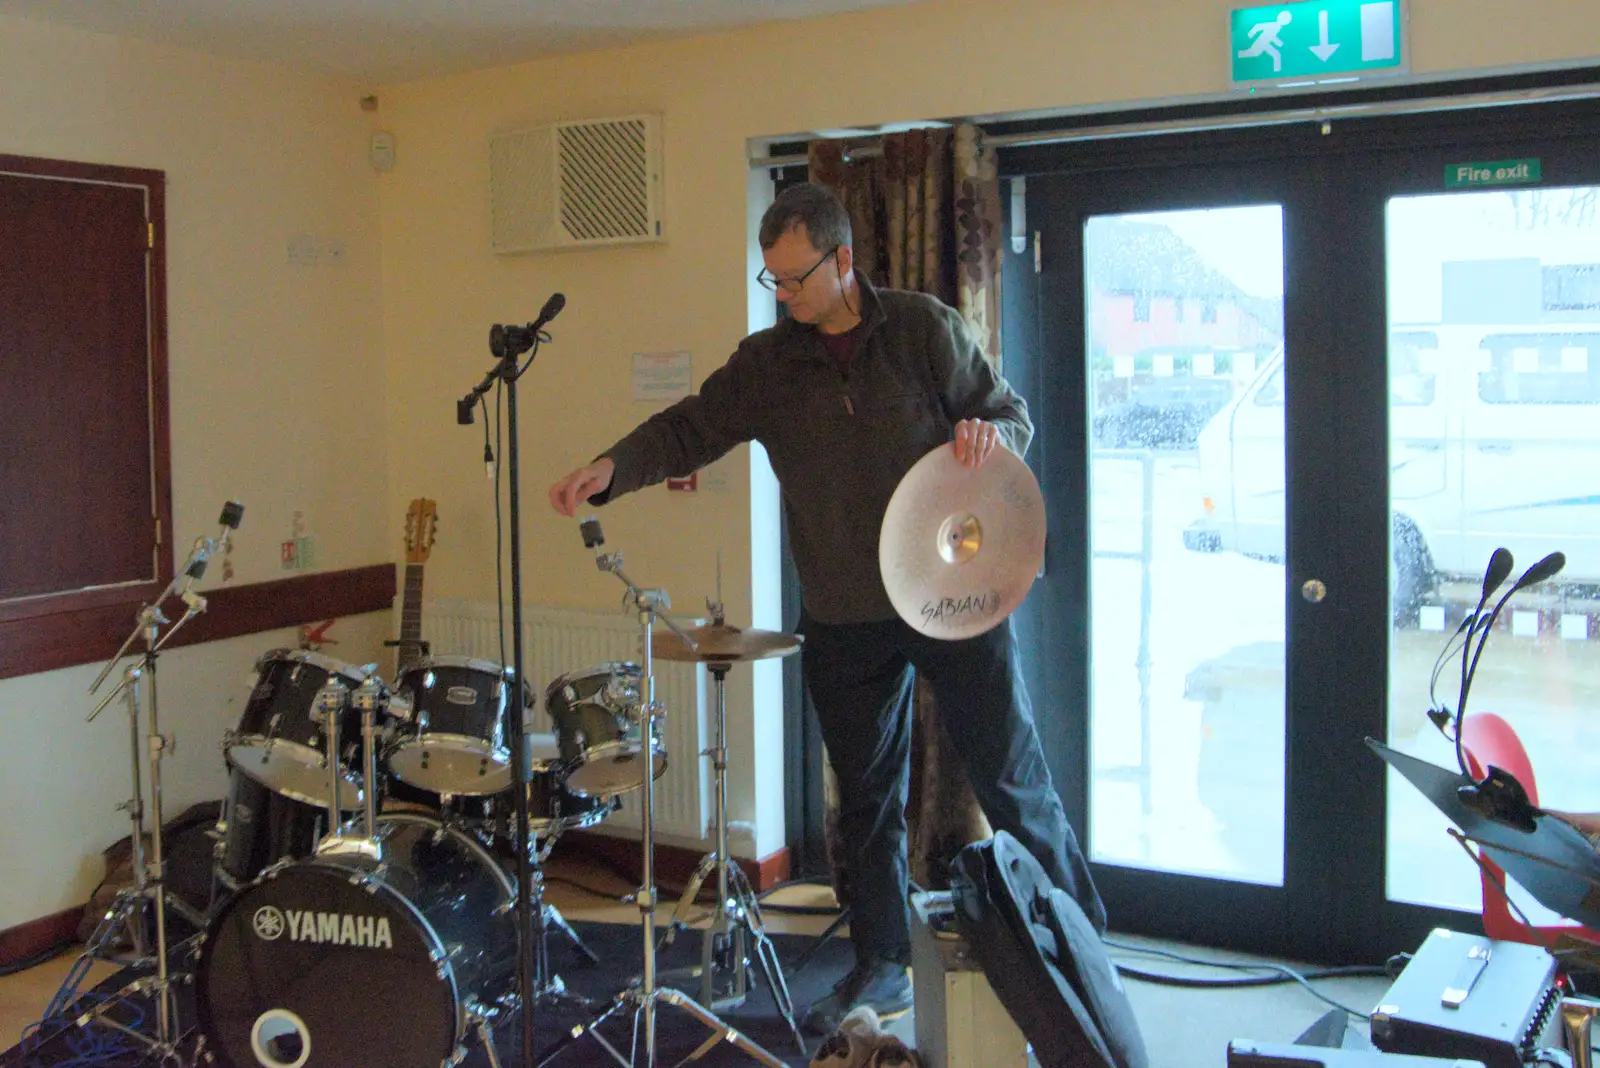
[1185,325,1600,618]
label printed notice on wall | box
[632,351,692,403]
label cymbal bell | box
[651,623,803,664]
[879,444,1045,640]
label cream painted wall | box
[376,0,1598,863]
[0,15,389,929]
[0,616,392,932]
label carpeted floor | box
[3,921,846,1068]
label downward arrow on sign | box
[1310,10,1340,61]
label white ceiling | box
[0,0,923,84]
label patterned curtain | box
[808,124,1005,891]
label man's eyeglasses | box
[756,247,839,293]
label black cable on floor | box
[760,902,842,916]
[543,874,638,901]
[544,871,841,918]
[1105,937,1388,1020]
[756,874,832,900]
[0,939,74,977]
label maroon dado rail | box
[0,564,396,968]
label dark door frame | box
[999,96,1600,963]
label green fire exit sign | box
[1444,159,1543,189]
[1230,0,1407,85]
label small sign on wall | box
[632,351,692,403]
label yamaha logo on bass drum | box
[253,904,394,949]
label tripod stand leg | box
[475,1015,504,1068]
[659,852,716,952]
[545,902,600,964]
[791,904,850,975]
[725,865,804,1054]
[536,995,629,1068]
[655,987,787,1068]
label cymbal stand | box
[662,649,804,1054]
[69,502,243,1062]
[541,519,785,1068]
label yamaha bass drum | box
[194,812,516,1068]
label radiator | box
[416,598,709,842]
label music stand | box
[1368,738,1600,930]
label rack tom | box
[387,656,531,797]
[545,662,667,798]
[226,650,376,810]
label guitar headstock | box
[404,498,438,564]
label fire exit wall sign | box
[1230,0,1407,86]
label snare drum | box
[545,662,667,798]
[226,650,376,809]
[387,656,532,797]
[480,735,611,856]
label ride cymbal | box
[651,623,803,664]
[879,444,1045,639]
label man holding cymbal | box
[549,182,1103,1034]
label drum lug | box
[349,862,387,890]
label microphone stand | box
[459,322,546,1068]
[73,502,242,1060]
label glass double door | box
[1003,99,1600,963]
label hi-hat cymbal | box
[651,623,803,664]
[879,444,1045,640]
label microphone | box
[530,292,566,332]
[1439,548,1514,735]
[1511,550,1566,591]
[1479,547,1514,605]
[489,293,567,360]
[1454,549,1566,774]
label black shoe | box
[801,959,912,1036]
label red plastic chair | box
[1458,712,1600,948]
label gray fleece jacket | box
[594,271,1032,624]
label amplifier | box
[1371,929,1561,1068]
[909,890,1030,1068]
[1228,1040,1485,1066]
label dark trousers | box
[801,613,1105,966]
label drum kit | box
[59,429,1046,1068]
[61,517,812,1068]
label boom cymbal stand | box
[653,589,805,1055]
[64,502,244,1063]
[540,518,786,1068]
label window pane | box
[1385,187,1600,921]
[1085,206,1287,885]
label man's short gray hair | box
[758,182,852,252]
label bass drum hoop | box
[196,811,512,1063]
[379,809,515,903]
[195,859,459,1067]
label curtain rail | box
[750,83,1600,170]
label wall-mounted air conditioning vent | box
[490,113,664,252]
